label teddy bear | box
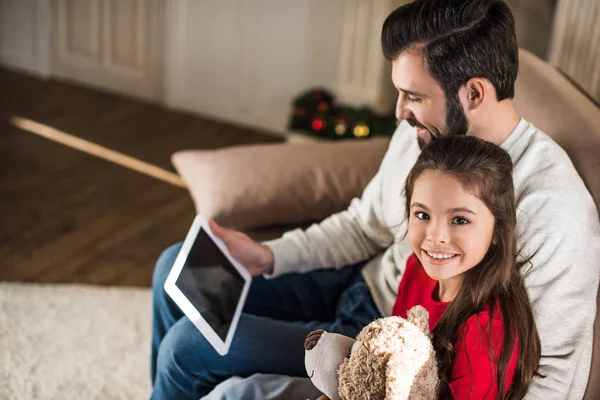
[304,305,439,400]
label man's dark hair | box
[381,0,518,102]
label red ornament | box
[312,118,326,132]
[295,106,306,116]
[317,102,329,112]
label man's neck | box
[469,100,521,145]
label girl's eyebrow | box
[410,203,477,215]
[410,202,429,210]
[447,207,477,215]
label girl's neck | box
[437,277,462,302]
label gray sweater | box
[266,119,600,398]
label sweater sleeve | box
[264,169,392,277]
[262,123,413,277]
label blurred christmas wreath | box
[288,88,397,140]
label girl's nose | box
[426,221,449,244]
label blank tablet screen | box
[175,228,245,341]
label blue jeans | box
[151,243,382,400]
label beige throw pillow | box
[171,138,390,230]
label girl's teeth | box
[426,251,454,259]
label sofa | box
[172,49,600,399]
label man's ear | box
[459,78,487,111]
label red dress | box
[392,254,519,399]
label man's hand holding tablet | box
[164,215,270,356]
[208,220,274,276]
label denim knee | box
[155,317,211,396]
[152,242,183,293]
[156,317,199,370]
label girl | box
[392,135,540,399]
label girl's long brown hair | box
[404,135,541,399]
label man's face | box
[391,51,469,149]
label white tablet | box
[164,215,252,355]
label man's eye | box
[414,212,429,220]
[408,97,422,103]
[452,216,470,225]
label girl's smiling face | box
[408,170,496,299]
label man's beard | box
[445,93,469,136]
[406,118,434,150]
[409,94,469,150]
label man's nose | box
[395,95,413,121]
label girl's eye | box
[414,211,430,220]
[452,216,470,225]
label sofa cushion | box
[172,138,390,230]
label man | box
[151,0,600,398]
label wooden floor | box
[0,68,283,287]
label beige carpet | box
[0,282,152,399]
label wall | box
[506,0,558,59]
[0,0,51,77]
[0,0,405,134]
[165,0,400,134]
[51,0,164,102]
[165,0,346,133]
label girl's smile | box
[408,170,496,299]
[422,249,459,265]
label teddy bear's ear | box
[407,305,430,335]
